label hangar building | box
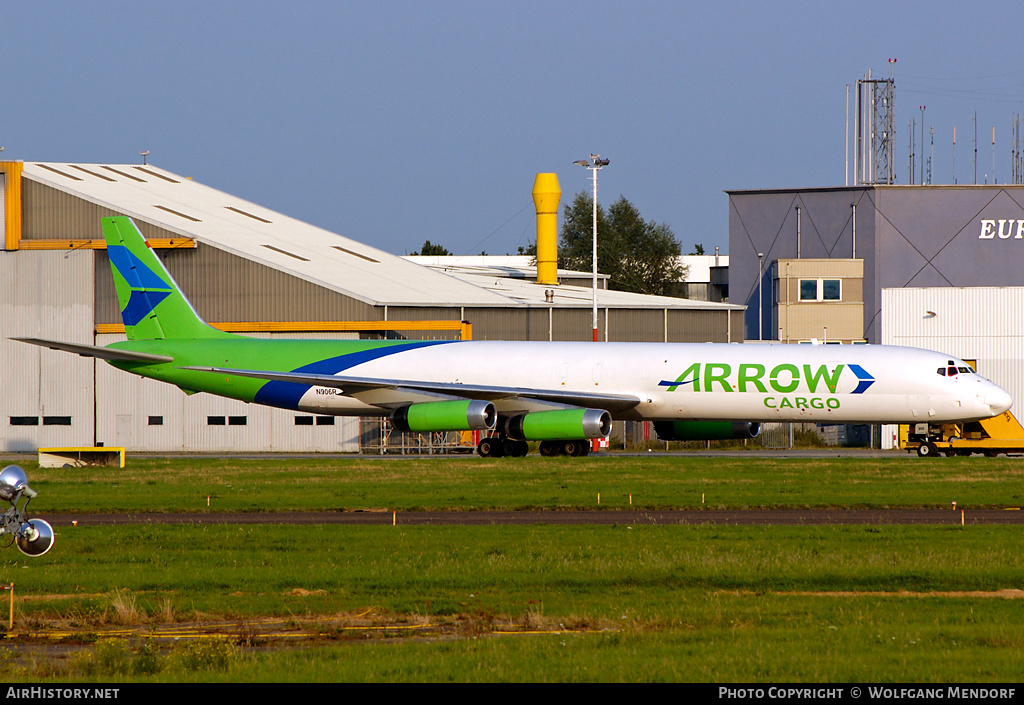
[727,183,1024,420]
[1,161,743,453]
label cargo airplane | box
[14,217,1013,457]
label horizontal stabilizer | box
[11,338,173,364]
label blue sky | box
[4,1,1024,257]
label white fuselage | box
[293,341,1012,424]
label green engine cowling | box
[390,400,496,432]
[653,421,760,441]
[504,408,611,441]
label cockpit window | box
[937,365,974,377]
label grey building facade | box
[728,185,1024,343]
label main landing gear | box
[476,436,528,457]
[476,437,590,458]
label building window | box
[799,278,841,302]
[9,417,39,426]
[295,416,334,426]
[42,416,72,426]
[207,416,226,426]
[228,416,247,426]
[148,416,164,426]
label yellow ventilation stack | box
[532,173,560,286]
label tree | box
[411,240,451,256]
[558,192,687,296]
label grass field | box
[20,454,1024,512]
[1,452,1022,682]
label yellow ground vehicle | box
[901,411,1024,457]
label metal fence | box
[359,419,476,455]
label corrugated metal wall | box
[369,305,737,343]
[1,249,95,450]
[22,181,185,240]
[95,244,380,326]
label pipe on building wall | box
[532,173,560,286]
[851,202,857,258]
[1,161,23,251]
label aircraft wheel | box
[478,437,503,458]
[511,440,530,457]
[539,441,561,457]
[917,442,938,458]
[563,440,588,457]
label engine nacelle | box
[504,408,611,441]
[653,421,761,442]
[390,400,496,432]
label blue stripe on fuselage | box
[252,341,453,410]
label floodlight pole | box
[574,155,609,342]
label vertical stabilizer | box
[101,216,232,340]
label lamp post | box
[573,154,609,342]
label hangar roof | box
[21,162,738,311]
[405,256,741,309]
[438,269,741,309]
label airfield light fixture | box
[0,466,53,557]
[574,154,609,342]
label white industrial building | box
[879,286,1024,449]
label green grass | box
[11,524,1024,615]
[2,453,1023,681]
[19,454,1024,513]
[4,523,1024,681]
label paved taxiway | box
[36,509,1024,526]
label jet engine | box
[653,421,761,442]
[0,465,54,557]
[390,400,496,432]
[504,408,612,441]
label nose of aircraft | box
[984,384,1013,416]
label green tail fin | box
[102,216,233,341]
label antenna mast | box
[854,62,896,185]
